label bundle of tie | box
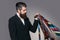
[37,15,60,40]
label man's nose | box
[25,11,27,13]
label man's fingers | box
[34,13,40,18]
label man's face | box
[18,6,27,19]
[21,7,27,15]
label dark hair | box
[16,2,27,11]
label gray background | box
[0,0,60,40]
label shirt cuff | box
[34,18,38,20]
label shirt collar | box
[16,12,24,20]
[16,12,25,25]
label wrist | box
[34,18,38,20]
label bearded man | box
[8,2,39,40]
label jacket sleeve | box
[28,19,39,33]
[8,19,17,40]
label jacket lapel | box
[15,14,25,26]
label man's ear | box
[18,9,21,13]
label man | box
[8,2,39,40]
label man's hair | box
[16,2,27,11]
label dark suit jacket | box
[8,14,38,40]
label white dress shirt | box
[16,13,25,25]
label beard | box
[20,13,27,19]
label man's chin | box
[20,13,27,19]
[20,15,27,19]
[22,16,27,19]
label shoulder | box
[8,15,17,22]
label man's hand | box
[34,13,44,20]
[34,13,40,20]
[34,13,40,18]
